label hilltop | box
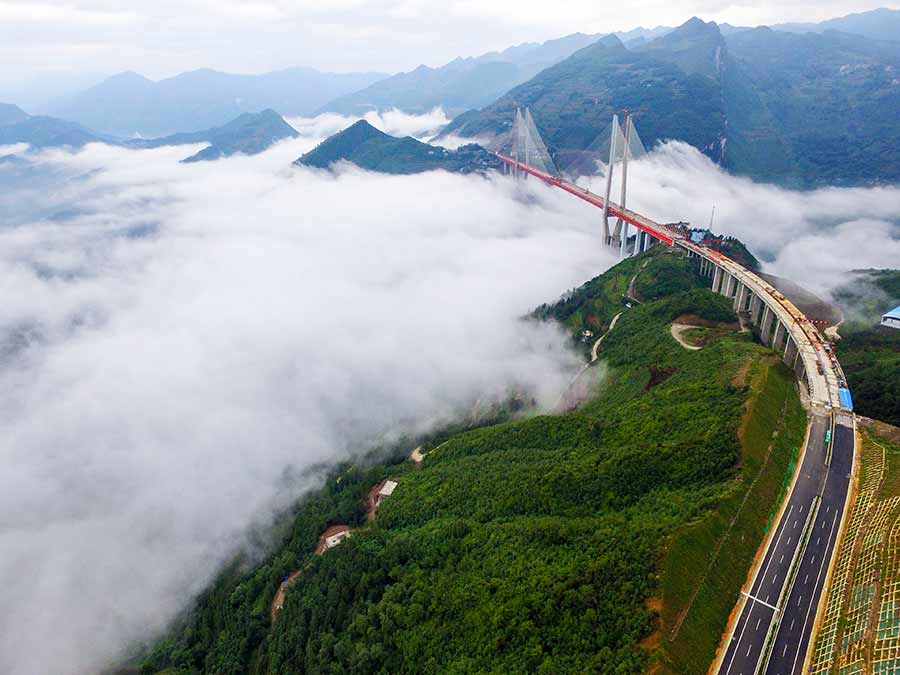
[295,120,501,174]
[138,247,806,674]
[129,109,299,162]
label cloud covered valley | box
[0,115,898,674]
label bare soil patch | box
[646,365,677,390]
[673,313,740,331]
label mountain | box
[319,33,606,117]
[130,109,299,162]
[47,67,388,137]
[0,109,108,149]
[0,103,29,127]
[443,26,729,170]
[773,7,900,42]
[443,17,900,187]
[723,27,900,185]
[296,120,501,174]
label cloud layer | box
[1,120,898,674]
[0,128,612,674]
[579,140,900,297]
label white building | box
[324,529,351,550]
[882,305,900,330]
[376,480,398,506]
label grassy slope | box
[140,252,804,675]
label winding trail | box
[670,323,702,351]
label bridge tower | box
[601,113,644,257]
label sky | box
[0,110,898,673]
[1,0,898,105]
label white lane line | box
[723,502,796,675]
[742,592,781,613]
[756,617,762,631]
[788,511,841,675]
[787,536,792,545]
[804,574,809,585]
[794,520,798,529]
[797,595,803,607]
[780,553,785,563]
[790,619,795,631]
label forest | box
[139,250,805,674]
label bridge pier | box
[760,306,774,343]
[712,266,723,293]
[750,294,763,324]
[734,282,748,312]
[785,337,799,370]
[771,320,785,350]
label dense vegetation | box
[296,120,500,174]
[830,269,900,425]
[838,328,900,426]
[139,251,805,674]
[444,17,900,187]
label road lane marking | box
[742,591,781,613]
[788,511,841,675]
[779,554,784,563]
[756,617,761,631]
[794,520,798,529]
[804,574,808,585]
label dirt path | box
[409,446,424,465]
[626,260,651,304]
[591,311,623,361]
[670,323,702,351]
[271,568,306,622]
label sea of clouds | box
[0,119,609,674]
[1,113,898,674]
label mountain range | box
[0,106,299,162]
[46,67,387,138]
[443,15,900,187]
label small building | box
[882,306,900,330]
[324,528,351,550]
[376,480,398,507]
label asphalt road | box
[719,413,852,675]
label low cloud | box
[579,140,900,297]
[287,106,451,142]
[0,120,612,674]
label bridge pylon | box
[601,112,645,257]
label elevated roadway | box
[496,151,856,674]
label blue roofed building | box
[882,305,900,330]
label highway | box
[719,415,852,675]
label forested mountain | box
[296,120,501,174]
[443,17,900,187]
[129,109,299,162]
[138,248,806,674]
[47,67,387,137]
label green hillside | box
[444,18,900,187]
[137,250,805,674]
[830,269,900,426]
[296,120,501,174]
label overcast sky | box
[1,0,898,104]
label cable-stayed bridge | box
[498,108,857,675]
